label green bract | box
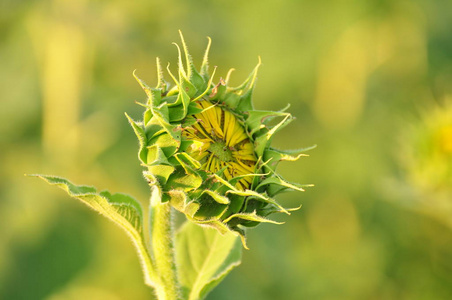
[128,32,312,248]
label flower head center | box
[183,101,257,190]
[209,139,234,162]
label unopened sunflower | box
[127,32,313,247]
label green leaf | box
[263,146,315,172]
[223,211,284,224]
[202,190,230,205]
[125,113,148,164]
[148,131,180,158]
[245,110,291,136]
[253,113,294,157]
[178,30,206,93]
[176,221,242,300]
[147,145,170,166]
[147,165,175,185]
[175,152,202,170]
[257,175,312,197]
[30,174,158,288]
[226,189,289,215]
[166,167,203,192]
[200,36,212,79]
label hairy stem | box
[150,186,180,300]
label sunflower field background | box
[1,0,452,299]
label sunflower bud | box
[127,31,312,247]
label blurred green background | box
[1,0,452,299]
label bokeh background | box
[1,0,452,299]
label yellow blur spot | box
[439,126,452,155]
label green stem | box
[150,186,180,300]
[132,232,159,289]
